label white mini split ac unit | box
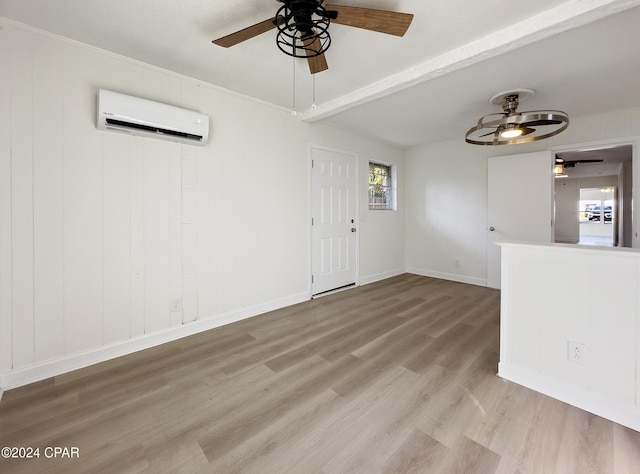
[97,89,209,146]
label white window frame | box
[368,161,396,211]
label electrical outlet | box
[567,340,585,365]
[455,260,460,268]
[170,297,182,312]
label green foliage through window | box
[369,162,393,210]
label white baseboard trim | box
[0,291,309,392]
[498,362,640,432]
[406,268,487,287]
[359,269,406,286]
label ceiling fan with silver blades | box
[465,89,570,146]
[212,0,414,74]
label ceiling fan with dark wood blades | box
[555,156,604,168]
[212,0,413,74]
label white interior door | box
[311,145,357,295]
[487,151,554,288]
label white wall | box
[554,178,580,243]
[498,242,640,432]
[405,140,491,285]
[406,108,640,285]
[0,20,405,390]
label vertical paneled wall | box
[0,24,189,371]
[0,21,313,386]
[0,18,12,375]
[405,140,490,285]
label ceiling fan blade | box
[479,129,499,138]
[566,159,604,164]
[521,119,563,127]
[325,5,413,36]
[304,37,329,74]
[213,17,280,48]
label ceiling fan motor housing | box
[502,94,520,114]
[276,0,332,58]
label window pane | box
[368,162,392,210]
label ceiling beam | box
[301,0,640,122]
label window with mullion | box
[368,162,392,210]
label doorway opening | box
[554,144,633,248]
[579,187,615,246]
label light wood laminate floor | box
[1,274,639,473]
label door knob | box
[351,228,357,233]
[488,226,495,231]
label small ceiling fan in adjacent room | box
[212,0,414,74]
[554,155,604,178]
[555,156,604,168]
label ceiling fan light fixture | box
[554,163,567,178]
[465,89,569,146]
[500,124,523,138]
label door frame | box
[551,135,639,248]
[309,143,360,297]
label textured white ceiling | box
[2,0,640,147]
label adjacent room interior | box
[554,144,633,247]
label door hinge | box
[311,275,314,283]
[311,217,314,226]
[311,159,314,168]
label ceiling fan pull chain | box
[292,54,297,111]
